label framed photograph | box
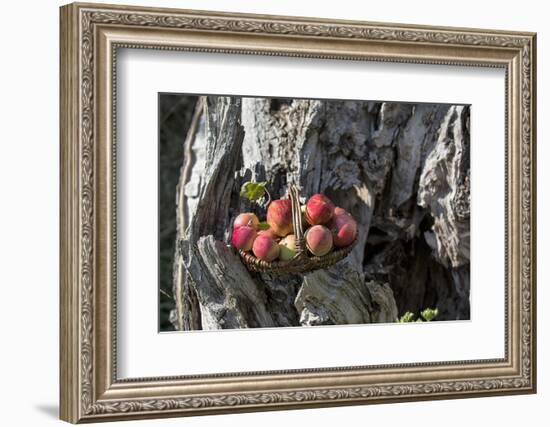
[60,2,537,423]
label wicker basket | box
[238,185,357,274]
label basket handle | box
[289,184,305,254]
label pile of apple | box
[231,193,358,262]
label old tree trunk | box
[171,96,470,330]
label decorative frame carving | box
[60,2,536,423]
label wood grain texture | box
[59,2,536,423]
[170,97,470,329]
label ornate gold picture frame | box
[60,2,536,423]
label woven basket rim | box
[238,237,357,274]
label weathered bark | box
[364,104,471,320]
[180,236,275,329]
[170,96,470,330]
[172,98,204,331]
[418,105,470,268]
[240,99,399,327]
[159,94,200,331]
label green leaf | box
[240,181,267,201]
[420,308,438,322]
[257,221,270,230]
[398,312,415,323]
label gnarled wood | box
[171,97,470,330]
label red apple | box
[266,199,293,237]
[305,225,333,256]
[329,208,358,247]
[305,193,335,225]
[278,234,297,261]
[257,228,279,240]
[231,226,257,251]
[233,212,260,230]
[252,234,280,262]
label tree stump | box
[170,96,470,330]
